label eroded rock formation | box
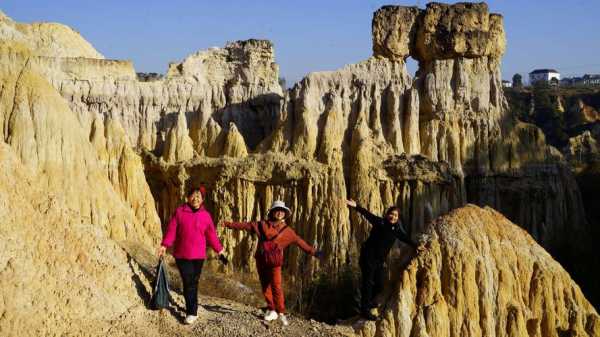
[45,38,282,157]
[505,85,600,309]
[0,27,160,336]
[356,205,600,337]
[0,44,159,244]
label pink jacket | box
[161,204,223,259]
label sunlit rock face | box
[0,18,160,336]
[44,38,283,159]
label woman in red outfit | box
[223,200,323,326]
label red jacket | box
[161,204,223,259]
[224,220,316,257]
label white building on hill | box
[529,69,560,84]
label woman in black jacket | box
[346,199,423,320]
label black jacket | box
[355,206,416,262]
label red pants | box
[256,260,285,313]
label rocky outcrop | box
[39,38,283,158]
[267,3,588,270]
[563,131,600,310]
[0,47,158,244]
[0,9,103,58]
[162,111,195,163]
[565,131,600,174]
[356,205,599,337]
[0,143,146,336]
[0,46,160,336]
[560,91,600,130]
[505,86,600,309]
[372,6,420,61]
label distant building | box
[582,74,600,86]
[502,80,512,88]
[560,74,600,86]
[560,77,578,86]
[529,69,560,84]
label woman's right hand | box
[346,199,357,208]
[157,246,166,257]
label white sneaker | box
[264,310,278,321]
[279,313,289,326]
[184,315,198,325]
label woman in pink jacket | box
[157,185,226,325]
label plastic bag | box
[150,257,170,310]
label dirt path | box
[106,247,359,337]
[104,291,356,337]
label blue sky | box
[3,1,600,85]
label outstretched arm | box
[395,230,417,249]
[394,221,421,250]
[346,199,383,227]
[294,234,317,256]
[223,220,259,234]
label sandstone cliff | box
[0,45,159,244]
[0,142,147,336]
[45,38,282,158]
[0,9,103,59]
[0,22,162,336]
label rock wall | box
[0,38,160,336]
[0,45,159,244]
[563,132,600,310]
[44,38,282,157]
[0,143,148,337]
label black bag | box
[150,257,170,310]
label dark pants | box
[359,253,384,313]
[175,258,204,315]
